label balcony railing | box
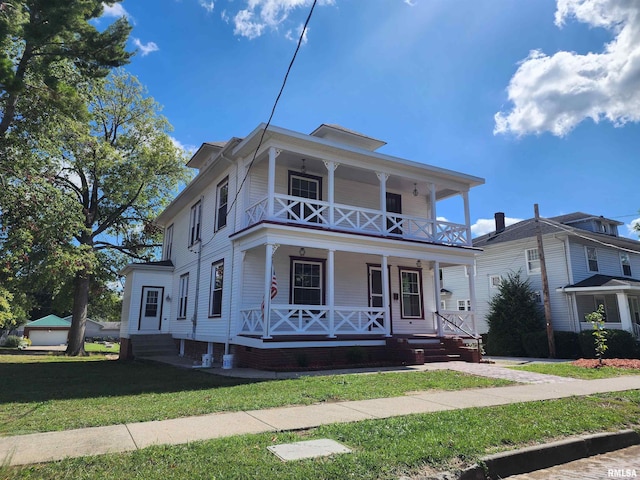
[436,310,477,337]
[239,304,388,338]
[244,194,470,246]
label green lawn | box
[84,342,120,354]
[511,362,640,379]
[0,355,511,436]
[4,390,639,479]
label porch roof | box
[559,274,640,293]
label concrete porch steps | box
[386,336,481,364]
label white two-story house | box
[442,212,640,339]
[119,124,484,369]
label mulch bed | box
[572,358,640,369]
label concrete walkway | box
[1,363,639,467]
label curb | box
[459,429,640,480]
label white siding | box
[122,269,173,336]
[569,238,639,280]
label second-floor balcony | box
[245,193,471,246]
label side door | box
[386,192,402,235]
[138,286,164,331]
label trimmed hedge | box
[520,331,581,359]
[578,329,640,359]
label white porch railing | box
[244,194,470,246]
[634,322,640,340]
[436,310,478,337]
[239,304,387,338]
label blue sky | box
[101,0,640,238]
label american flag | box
[261,265,277,313]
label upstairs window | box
[525,248,540,275]
[216,178,228,231]
[621,252,632,276]
[178,274,189,319]
[189,201,202,246]
[457,299,471,311]
[164,224,174,260]
[586,246,599,272]
[489,275,502,289]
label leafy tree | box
[0,0,132,137]
[485,271,544,356]
[585,304,607,366]
[0,70,189,355]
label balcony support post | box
[262,243,274,339]
[324,161,338,227]
[377,172,389,234]
[429,183,437,241]
[382,254,391,337]
[434,260,443,336]
[463,190,471,246]
[327,248,336,338]
[468,261,477,336]
[267,147,278,219]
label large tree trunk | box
[66,270,90,356]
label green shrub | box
[579,329,640,359]
[522,331,548,358]
[1,335,22,348]
[554,331,580,359]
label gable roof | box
[25,315,70,328]
[551,212,624,226]
[473,212,640,251]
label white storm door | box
[139,287,164,331]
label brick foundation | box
[119,337,133,361]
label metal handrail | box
[435,311,482,352]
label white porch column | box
[462,191,471,246]
[617,292,634,334]
[434,260,443,336]
[377,172,389,234]
[324,161,338,227]
[267,147,277,218]
[381,254,391,337]
[327,249,336,338]
[429,183,437,241]
[263,243,274,339]
[468,261,478,336]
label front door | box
[139,286,164,331]
[368,266,387,329]
[386,192,402,235]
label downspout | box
[191,196,204,339]
[224,158,240,356]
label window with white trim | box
[489,275,502,289]
[400,269,423,318]
[532,291,542,304]
[164,224,174,260]
[291,259,324,305]
[525,248,541,275]
[216,178,228,231]
[144,290,159,317]
[440,300,446,310]
[586,246,598,272]
[189,201,201,246]
[178,274,189,319]
[457,299,471,311]
[620,252,632,276]
[209,260,224,317]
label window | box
[439,268,444,287]
[532,291,542,304]
[209,261,224,316]
[189,201,202,245]
[489,275,502,289]
[586,246,599,272]
[291,259,324,305]
[440,300,446,310]
[164,224,174,260]
[526,248,541,275]
[621,252,632,276]
[216,178,228,231]
[288,171,322,223]
[400,269,423,318]
[457,299,471,311]
[178,274,189,318]
[144,290,159,317]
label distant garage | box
[23,315,70,346]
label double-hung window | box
[288,171,323,223]
[216,178,228,231]
[209,261,224,317]
[189,201,201,246]
[400,269,423,319]
[489,275,502,289]
[621,252,632,276]
[291,259,324,306]
[525,248,540,275]
[457,299,471,311]
[144,290,159,317]
[178,274,189,319]
[164,224,174,260]
[586,246,599,272]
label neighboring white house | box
[119,123,485,368]
[442,212,640,339]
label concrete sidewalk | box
[1,372,639,467]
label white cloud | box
[102,2,130,18]
[199,0,215,13]
[233,0,334,40]
[471,217,523,237]
[221,9,230,23]
[404,0,416,6]
[170,137,197,154]
[133,38,160,56]
[285,24,309,44]
[626,217,640,237]
[495,0,640,137]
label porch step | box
[386,336,481,364]
[130,334,177,358]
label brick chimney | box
[495,212,505,233]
